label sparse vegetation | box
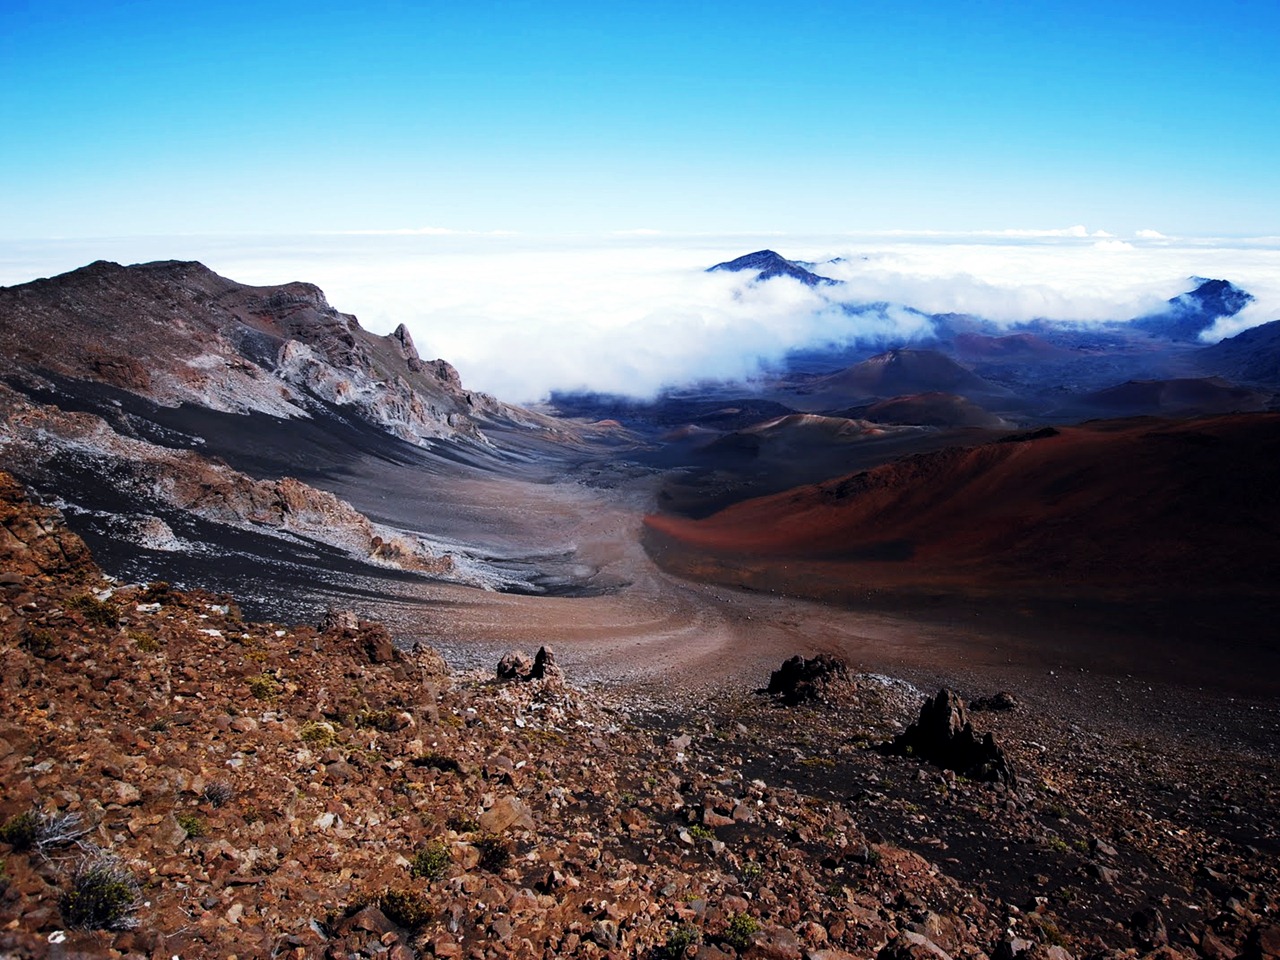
[686,824,713,841]
[723,913,760,951]
[0,808,86,853]
[65,593,118,628]
[21,627,59,658]
[377,888,432,929]
[299,720,338,747]
[0,811,39,851]
[203,782,235,808]
[356,707,400,732]
[656,923,701,959]
[175,813,206,838]
[409,841,451,881]
[447,814,479,833]
[247,672,282,700]
[130,630,161,653]
[60,857,141,930]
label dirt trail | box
[368,470,1279,752]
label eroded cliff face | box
[0,259,538,445]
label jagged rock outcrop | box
[765,653,850,705]
[496,645,564,685]
[0,259,544,446]
[888,688,1017,787]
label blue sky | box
[4,0,1279,240]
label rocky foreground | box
[1,470,1278,960]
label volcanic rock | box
[969,691,1019,712]
[765,653,851,705]
[496,646,563,684]
[887,688,1017,787]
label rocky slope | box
[3,478,1278,960]
[0,259,531,445]
[0,262,629,610]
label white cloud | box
[3,232,1278,401]
[1136,228,1169,239]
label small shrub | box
[60,857,141,930]
[203,782,235,808]
[409,841,450,881]
[247,672,281,701]
[299,721,338,747]
[657,924,702,959]
[0,811,39,850]
[130,631,160,653]
[139,582,174,604]
[149,717,170,733]
[741,861,763,882]
[65,594,118,628]
[475,834,512,872]
[356,708,400,732]
[21,628,58,658]
[723,913,760,951]
[0,809,86,852]
[175,813,206,839]
[377,888,432,929]
[687,824,713,841]
[446,814,479,833]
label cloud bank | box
[2,231,1278,402]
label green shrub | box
[657,924,702,958]
[65,594,118,628]
[247,672,281,701]
[0,811,39,850]
[299,721,338,747]
[21,628,58,658]
[60,857,140,930]
[377,888,432,929]
[175,813,206,838]
[723,913,760,951]
[687,824,713,841]
[409,841,451,881]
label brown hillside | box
[645,413,1280,594]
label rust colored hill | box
[645,413,1280,598]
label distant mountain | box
[1197,319,1280,385]
[810,348,1009,401]
[707,250,838,286]
[1131,278,1253,342]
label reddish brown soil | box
[644,414,1280,595]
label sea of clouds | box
[3,229,1278,402]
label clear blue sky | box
[3,0,1278,239]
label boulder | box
[765,654,850,705]
[886,688,1017,787]
[496,646,563,683]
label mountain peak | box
[1131,277,1254,342]
[707,250,837,286]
